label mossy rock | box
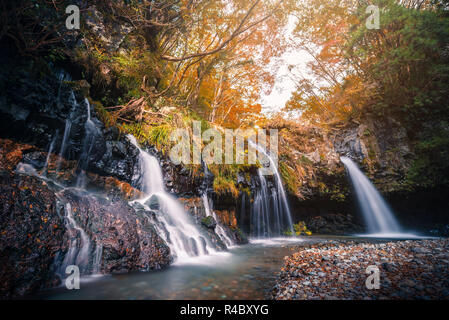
[201,216,216,229]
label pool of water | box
[31,236,403,300]
[32,238,316,300]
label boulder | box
[145,194,160,210]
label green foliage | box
[119,123,150,144]
[212,174,240,198]
[279,162,300,195]
[406,128,449,188]
[201,216,216,228]
[348,0,449,122]
[147,125,173,153]
[118,122,174,155]
[91,100,115,128]
[284,221,312,236]
[363,129,371,137]
[299,155,314,165]
[208,149,255,198]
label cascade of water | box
[201,194,233,247]
[43,131,58,174]
[340,156,403,235]
[59,201,91,274]
[16,163,38,176]
[57,119,72,171]
[128,135,217,262]
[76,99,100,188]
[92,243,103,275]
[57,91,77,172]
[249,142,294,238]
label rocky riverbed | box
[272,239,449,300]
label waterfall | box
[128,135,217,262]
[57,119,72,172]
[43,131,58,174]
[59,201,91,274]
[341,156,404,235]
[249,142,294,238]
[201,194,233,247]
[56,91,77,172]
[76,99,99,188]
[92,244,103,275]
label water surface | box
[33,236,409,300]
[34,238,312,300]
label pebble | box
[272,239,449,300]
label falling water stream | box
[76,99,100,188]
[127,135,220,262]
[21,108,428,300]
[19,77,428,301]
[202,194,234,247]
[15,91,103,278]
[249,142,294,238]
[43,132,58,174]
[341,156,419,238]
[58,201,91,274]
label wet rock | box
[59,189,172,273]
[145,194,161,210]
[0,169,171,298]
[306,214,363,235]
[201,216,217,229]
[0,173,66,299]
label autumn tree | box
[286,0,449,126]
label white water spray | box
[57,119,72,172]
[341,156,414,237]
[59,201,91,274]
[77,99,100,188]
[202,194,234,247]
[128,135,217,262]
[249,142,294,238]
[43,132,58,174]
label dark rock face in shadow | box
[305,214,364,235]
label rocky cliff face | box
[273,115,449,235]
